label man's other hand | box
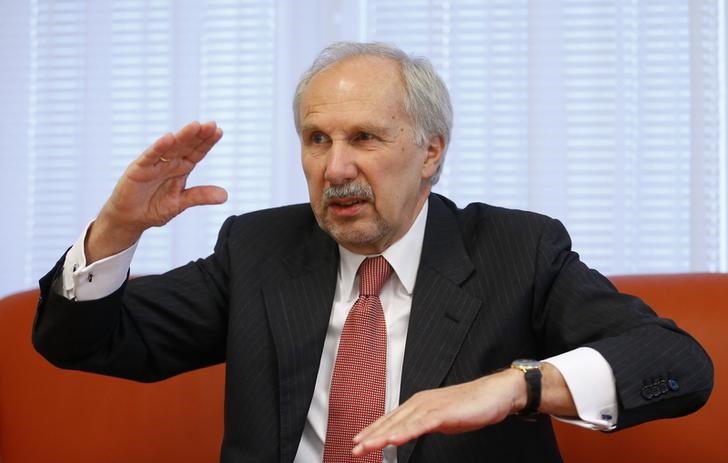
[351,363,576,457]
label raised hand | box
[85,121,227,263]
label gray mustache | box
[324,183,374,201]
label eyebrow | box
[299,122,399,138]
[299,123,320,134]
[356,122,397,136]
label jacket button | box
[659,379,669,394]
[668,378,680,391]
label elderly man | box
[34,42,712,462]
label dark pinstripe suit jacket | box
[34,194,713,462]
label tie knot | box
[358,256,393,296]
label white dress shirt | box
[294,202,429,462]
[61,203,617,463]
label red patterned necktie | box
[324,256,393,463]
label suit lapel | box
[260,195,482,462]
[398,195,482,463]
[262,226,339,463]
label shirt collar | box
[338,201,429,299]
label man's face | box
[299,56,443,255]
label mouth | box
[327,197,369,217]
[332,197,364,206]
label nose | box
[324,141,358,185]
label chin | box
[327,225,389,253]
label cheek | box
[301,154,321,181]
[302,161,327,202]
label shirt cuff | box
[544,347,618,431]
[60,221,138,301]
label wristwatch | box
[510,359,543,415]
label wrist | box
[499,367,529,415]
[509,359,543,415]
[85,215,142,264]
[539,362,578,417]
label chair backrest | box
[2,273,724,462]
[0,288,226,463]
[553,273,727,462]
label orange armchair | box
[554,274,725,462]
[0,274,723,462]
[0,289,225,463]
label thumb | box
[179,185,228,211]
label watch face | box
[512,359,541,370]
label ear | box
[421,134,445,181]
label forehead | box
[298,56,409,127]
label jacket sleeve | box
[531,218,713,429]
[32,216,236,382]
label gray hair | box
[292,41,453,185]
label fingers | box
[352,397,435,457]
[138,132,176,167]
[138,121,222,167]
[187,126,224,163]
[350,374,519,457]
[173,120,218,162]
[173,120,222,164]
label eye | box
[354,132,376,142]
[310,132,329,144]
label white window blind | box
[555,1,696,273]
[0,0,725,297]
[695,0,722,271]
[196,0,277,246]
[27,0,88,283]
[363,0,723,275]
[0,2,31,289]
[110,0,175,274]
